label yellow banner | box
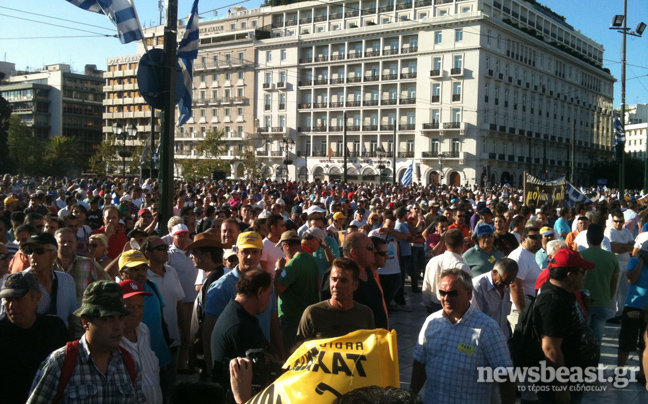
[247,329,399,404]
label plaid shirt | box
[54,256,112,305]
[413,307,512,404]
[27,335,145,404]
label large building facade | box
[253,0,615,186]
[103,0,615,185]
[1,63,104,160]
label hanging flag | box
[613,115,625,162]
[177,0,200,127]
[565,183,592,207]
[65,0,144,44]
[140,137,149,166]
[400,160,414,186]
[152,142,161,165]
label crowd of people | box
[1,174,648,404]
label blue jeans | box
[588,306,612,344]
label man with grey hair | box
[411,268,515,404]
[472,258,519,338]
[161,216,185,246]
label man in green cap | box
[28,280,145,404]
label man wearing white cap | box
[297,205,326,237]
[166,223,198,374]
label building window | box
[452,109,461,123]
[281,49,287,60]
[434,31,442,44]
[241,22,247,29]
[455,29,463,42]
[266,51,272,63]
[237,107,243,116]
[238,71,244,80]
[453,55,463,69]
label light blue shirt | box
[553,217,571,241]
[395,220,411,256]
[204,266,278,341]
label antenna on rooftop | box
[159,0,164,25]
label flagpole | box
[159,0,178,235]
[343,111,348,183]
[619,0,627,198]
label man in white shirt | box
[605,210,635,318]
[422,228,471,314]
[259,214,286,276]
[472,258,518,339]
[507,226,542,328]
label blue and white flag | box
[65,0,143,44]
[140,137,148,166]
[400,160,414,187]
[177,0,200,127]
[565,183,591,207]
[613,116,625,145]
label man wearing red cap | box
[134,209,158,236]
[531,248,599,403]
[119,280,162,404]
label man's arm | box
[202,314,218,377]
[510,278,526,311]
[627,258,643,284]
[542,336,570,404]
[410,360,427,395]
[103,252,122,278]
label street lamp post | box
[376,145,386,185]
[115,123,137,177]
[610,2,645,196]
[438,151,450,183]
[282,137,295,182]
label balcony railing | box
[313,103,327,108]
[314,79,329,85]
[329,13,342,20]
[365,50,380,57]
[400,97,416,104]
[257,127,269,133]
[399,124,415,130]
[362,8,376,15]
[314,15,327,22]
[256,151,268,156]
[396,2,413,10]
[401,72,417,79]
[330,78,345,84]
[422,151,439,158]
[271,127,285,133]
[401,46,418,53]
[363,100,379,106]
[285,19,297,26]
[383,48,399,55]
[423,122,440,129]
[299,17,312,23]
[443,122,462,129]
[380,124,395,130]
[329,126,343,132]
[347,100,361,107]
[430,69,441,77]
[450,67,463,75]
[329,102,344,107]
[299,58,313,63]
[452,94,461,101]
[431,95,440,102]
[415,0,432,6]
[298,103,311,109]
[345,10,359,17]
[378,6,393,12]
[382,98,398,105]
[382,73,398,80]
[331,54,345,61]
[363,125,378,131]
[398,151,414,158]
[347,125,360,131]
[270,151,283,156]
[347,52,362,59]
[347,77,362,83]
[299,80,312,86]
[314,56,329,62]
[364,75,380,82]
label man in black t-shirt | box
[210,270,272,386]
[533,248,599,404]
[0,272,69,404]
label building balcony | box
[380,124,396,131]
[430,69,442,78]
[347,77,362,83]
[363,100,379,106]
[347,101,362,107]
[364,75,380,82]
[331,54,345,61]
[365,50,380,57]
[396,2,413,10]
[378,6,393,12]
[398,151,414,158]
[299,57,313,63]
[383,48,399,56]
[362,8,376,15]
[347,52,362,59]
[299,17,312,23]
[382,73,398,80]
[314,79,329,85]
[443,122,463,129]
[329,101,344,107]
[276,82,286,89]
[256,150,269,156]
[347,125,360,131]
[450,67,464,76]
[313,103,327,108]
[345,10,359,17]
[330,78,345,84]
[452,94,461,102]
[401,72,417,79]
[423,122,440,130]
[329,126,344,132]
[314,56,329,62]
[363,125,378,131]
[431,95,440,102]
[421,151,439,158]
[298,103,312,109]
[399,97,416,104]
[401,46,418,54]
[382,98,398,105]
[399,124,415,130]
[299,80,312,86]
[286,19,298,26]
[415,0,432,6]
[314,15,327,22]
[329,13,343,20]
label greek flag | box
[65,0,143,44]
[177,0,200,127]
[565,183,591,207]
[614,116,626,145]
[400,160,414,186]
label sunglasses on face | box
[375,251,388,257]
[22,247,56,256]
[614,220,624,224]
[89,243,102,248]
[151,245,169,252]
[438,290,460,298]
[526,234,542,240]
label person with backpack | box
[27,280,145,404]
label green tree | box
[7,115,45,175]
[88,134,121,175]
[234,139,263,181]
[44,136,83,177]
[179,129,229,179]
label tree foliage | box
[44,136,83,177]
[7,115,45,175]
[88,134,121,175]
[0,94,11,173]
[234,139,264,181]
[590,153,646,190]
[178,129,229,180]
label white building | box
[252,0,615,186]
[624,104,648,160]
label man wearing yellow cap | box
[201,232,284,378]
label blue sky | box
[1,0,647,108]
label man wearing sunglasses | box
[507,226,543,328]
[1,233,78,330]
[411,268,516,404]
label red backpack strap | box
[53,340,80,404]
[118,346,137,386]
